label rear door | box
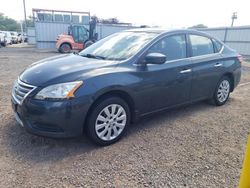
[188,34,224,101]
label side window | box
[148,35,187,61]
[72,26,79,42]
[212,39,223,53]
[78,27,88,42]
[189,35,214,56]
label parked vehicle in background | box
[10,32,18,44]
[0,31,12,45]
[22,33,28,43]
[56,17,98,53]
[0,32,6,47]
[12,29,242,145]
[24,36,28,42]
[17,33,23,43]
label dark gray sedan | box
[12,29,242,145]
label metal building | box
[31,9,137,49]
[199,26,250,56]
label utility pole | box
[231,12,237,27]
[23,0,27,32]
[20,21,24,43]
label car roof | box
[126,28,170,33]
[124,28,212,37]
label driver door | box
[143,34,193,111]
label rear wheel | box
[84,40,94,48]
[211,76,231,106]
[86,96,130,145]
[59,43,71,53]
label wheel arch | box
[60,42,72,49]
[84,89,136,131]
[223,72,235,92]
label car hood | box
[20,54,119,86]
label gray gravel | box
[0,46,250,188]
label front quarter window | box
[79,32,158,60]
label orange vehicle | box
[56,18,97,53]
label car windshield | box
[79,31,158,60]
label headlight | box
[35,81,83,100]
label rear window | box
[189,35,214,56]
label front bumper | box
[11,95,92,138]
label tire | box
[59,43,71,53]
[86,96,130,146]
[210,76,231,106]
[84,40,94,48]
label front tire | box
[86,96,130,146]
[211,76,231,106]
[59,43,71,53]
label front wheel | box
[211,76,231,106]
[86,97,130,145]
[59,43,71,53]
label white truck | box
[10,32,19,44]
[0,32,6,47]
[0,31,12,46]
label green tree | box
[0,13,20,31]
[189,24,208,29]
[25,16,35,28]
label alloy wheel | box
[95,104,127,141]
[217,80,230,103]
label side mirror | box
[144,53,166,65]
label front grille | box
[12,79,36,104]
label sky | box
[0,0,249,28]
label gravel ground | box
[0,46,250,188]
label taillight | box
[237,55,244,64]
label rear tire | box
[84,40,94,48]
[210,76,231,106]
[59,43,71,53]
[86,96,130,146]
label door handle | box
[180,69,192,74]
[214,63,222,67]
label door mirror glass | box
[145,53,166,64]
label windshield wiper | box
[81,54,106,60]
